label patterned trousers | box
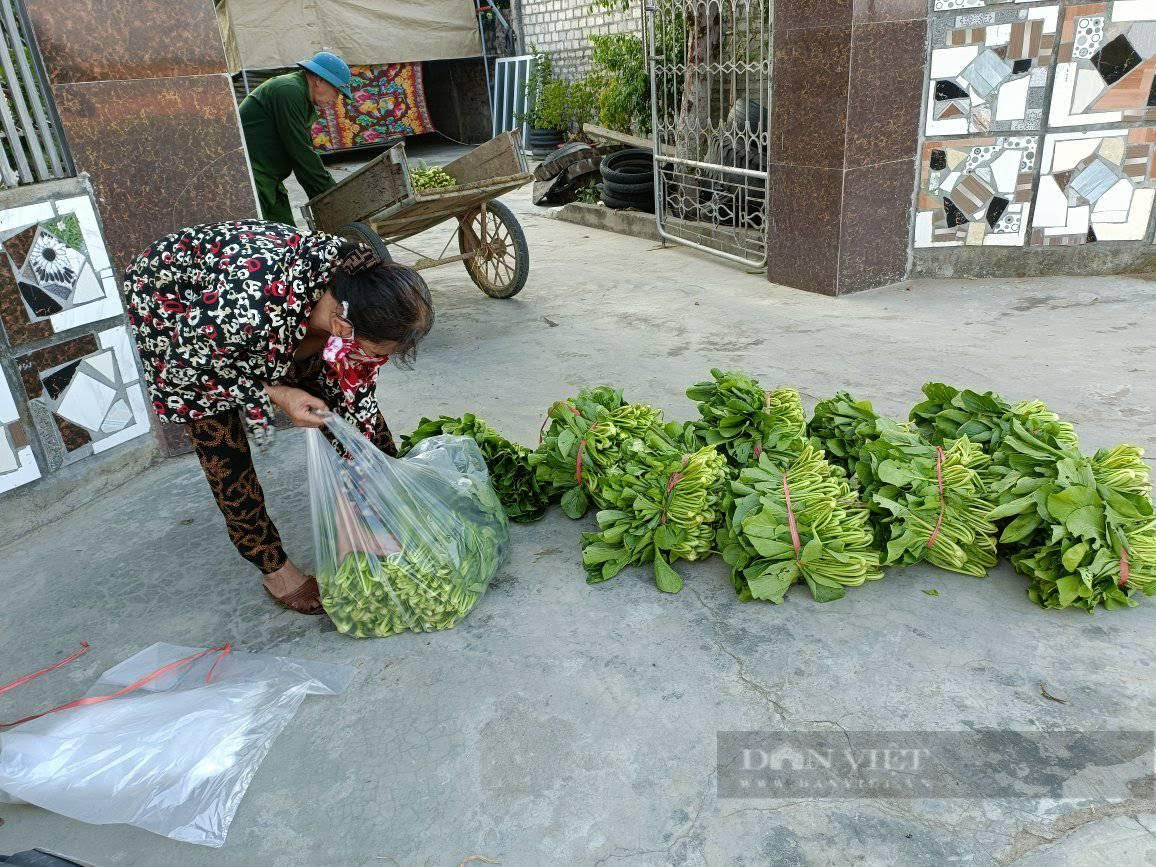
[188,410,398,574]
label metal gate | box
[646,0,771,268]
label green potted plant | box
[523,49,565,156]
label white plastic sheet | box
[0,643,350,847]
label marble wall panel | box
[22,0,226,84]
[52,75,257,274]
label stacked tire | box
[532,142,604,206]
[600,148,655,212]
[527,128,564,159]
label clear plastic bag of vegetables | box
[307,414,509,638]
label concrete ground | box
[1,151,1155,865]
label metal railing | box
[0,0,72,188]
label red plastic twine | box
[0,642,89,697]
[0,644,232,729]
[539,401,579,444]
[1120,548,1130,588]
[782,472,801,558]
[661,472,685,525]
[753,391,772,460]
[660,455,693,526]
[537,403,599,486]
[927,446,946,549]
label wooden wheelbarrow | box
[303,131,534,298]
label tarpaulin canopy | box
[216,0,482,71]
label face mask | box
[322,301,390,392]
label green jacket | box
[239,70,336,199]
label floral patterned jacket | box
[123,220,387,441]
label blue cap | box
[298,51,353,100]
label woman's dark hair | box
[331,243,434,365]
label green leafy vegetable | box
[529,387,662,517]
[401,414,549,523]
[909,382,1156,611]
[581,444,728,592]
[811,392,998,577]
[717,442,882,604]
[687,368,807,468]
[411,163,456,192]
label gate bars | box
[646,0,771,268]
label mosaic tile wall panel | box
[915,135,1038,246]
[0,194,122,347]
[934,1,1048,10]
[0,368,39,493]
[17,326,150,468]
[927,5,1059,134]
[916,1,1156,255]
[1050,1,1156,127]
[1029,127,1156,244]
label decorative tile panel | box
[0,368,39,493]
[934,0,1051,9]
[927,6,1059,134]
[0,193,122,346]
[1050,1,1156,127]
[17,327,149,467]
[1029,127,1156,244]
[915,134,1039,246]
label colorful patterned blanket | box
[312,63,434,152]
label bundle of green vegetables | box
[910,383,1079,461]
[686,368,807,467]
[909,383,1155,610]
[717,442,882,603]
[910,383,1079,503]
[1000,447,1156,611]
[529,386,663,518]
[312,427,508,639]
[810,393,999,577]
[401,413,550,523]
[582,443,728,592]
[411,164,456,191]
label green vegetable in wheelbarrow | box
[411,164,457,192]
[307,415,509,638]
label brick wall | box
[515,0,642,79]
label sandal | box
[262,575,325,615]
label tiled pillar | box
[767,0,928,295]
[23,0,257,274]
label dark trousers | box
[253,170,295,226]
[188,410,398,574]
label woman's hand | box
[265,384,329,428]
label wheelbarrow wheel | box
[458,200,529,299]
[336,222,393,262]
